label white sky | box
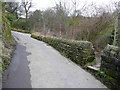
[30,0,119,11]
[5,0,119,11]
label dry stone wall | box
[100,45,120,89]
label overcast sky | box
[5,0,119,12]
[30,0,119,11]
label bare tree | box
[118,2,120,47]
[21,0,32,20]
[70,0,87,39]
[71,0,78,39]
[112,1,120,47]
[114,1,120,46]
[5,2,20,18]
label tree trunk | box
[25,11,28,20]
[113,2,120,47]
[59,24,62,38]
[113,15,118,46]
[117,8,120,47]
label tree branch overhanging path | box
[3,31,107,88]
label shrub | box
[5,12,16,24]
[31,34,95,67]
[12,18,30,30]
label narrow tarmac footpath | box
[3,31,107,88]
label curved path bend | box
[3,31,107,88]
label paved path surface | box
[3,31,107,88]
